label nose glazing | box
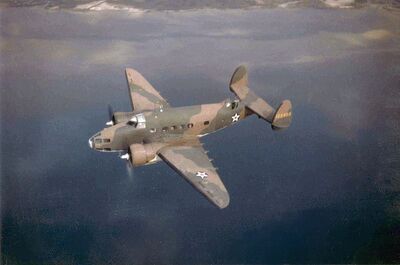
[88,137,94,149]
[88,132,101,149]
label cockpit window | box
[127,116,138,126]
[95,139,102,143]
[226,99,239,109]
[232,100,239,109]
[127,113,146,128]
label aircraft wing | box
[158,143,230,209]
[125,68,170,111]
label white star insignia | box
[232,113,240,122]
[196,171,208,179]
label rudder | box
[271,100,292,130]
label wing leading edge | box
[158,144,230,209]
[125,68,170,111]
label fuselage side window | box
[162,127,168,132]
[150,128,156,133]
[204,121,210,125]
[187,123,194,128]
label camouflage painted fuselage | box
[88,66,292,209]
[91,99,249,153]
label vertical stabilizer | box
[271,100,292,130]
[229,65,292,130]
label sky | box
[1,2,400,264]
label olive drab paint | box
[89,65,292,209]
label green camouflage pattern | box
[126,68,170,111]
[230,65,276,122]
[159,144,230,209]
[89,65,292,209]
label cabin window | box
[170,126,176,130]
[162,127,168,132]
[103,139,111,143]
[95,139,102,143]
[150,128,156,133]
[204,121,210,125]
[187,123,194,128]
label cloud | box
[74,0,147,15]
[278,1,300,8]
[323,0,355,8]
[362,29,393,40]
[322,29,394,47]
[85,40,135,65]
[0,38,137,72]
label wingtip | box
[230,65,249,91]
[125,67,136,73]
[216,194,230,209]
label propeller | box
[106,104,114,126]
[126,159,134,180]
[120,152,134,180]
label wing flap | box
[158,144,230,209]
[125,68,170,111]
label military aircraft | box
[88,65,292,209]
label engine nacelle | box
[129,144,158,167]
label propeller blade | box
[106,104,114,126]
[108,104,113,120]
[126,160,134,180]
[119,151,134,179]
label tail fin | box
[229,65,292,130]
[271,100,292,130]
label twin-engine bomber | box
[88,65,292,209]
